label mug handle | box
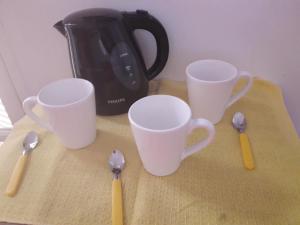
[181,118,215,160]
[23,96,52,131]
[226,71,253,108]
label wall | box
[0,0,299,135]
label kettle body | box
[54,9,169,115]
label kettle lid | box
[63,8,122,25]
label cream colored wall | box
[0,0,299,135]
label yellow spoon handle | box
[112,178,123,225]
[239,133,255,170]
[5,154,28,197]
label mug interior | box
[129,95,191,131]
[38,78,93,106]
[187,59,237,82]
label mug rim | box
[37,78,94,108]
[128,95,192,133]
[186,59,238,83]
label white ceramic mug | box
[23,78,96,149]
[128,95,215,176]
[186,59,253,124]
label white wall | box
[0,0,299,135]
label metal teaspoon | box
[232,112,255,170]
[109,149,125,225]
[5,131,39,197]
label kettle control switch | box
[110,42,141,91]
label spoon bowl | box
[232,112,247,133]
[23,131,39,154]
[109,150,125,174]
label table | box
[0,79,299,225]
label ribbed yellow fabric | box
[0,79,299,225]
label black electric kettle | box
[54,8,169,115]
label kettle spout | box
[54,20,65,36]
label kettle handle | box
[123,10,169,80]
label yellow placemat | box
[0,79,299,225]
